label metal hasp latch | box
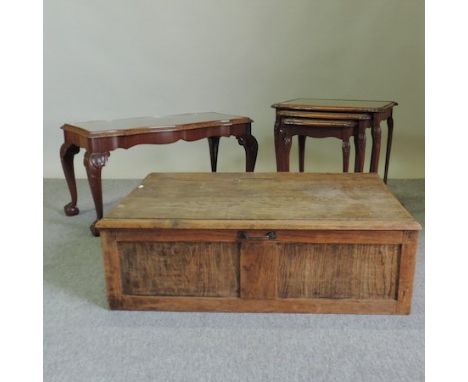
[238,231,277,240]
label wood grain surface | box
[119,241,239,297]
[240,242,278,299]
[116,295,399,314]
[277,243,400,299]
[96,173,421,231]
[100,228,418,314]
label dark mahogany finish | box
[272,99,397,181]
[60,112,258,236]
[275,118,367,173]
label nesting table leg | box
[60,143,80,216]
[370,115,382,173]
[208,137,220,172]
[342,138,350,173]
[84,151,110,236]
[236,134,258,172]
[275,127,292,172]
[384,113,394,183]
[354,121,367,172]
[298,135,306,172]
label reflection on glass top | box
[69,112,248,131]
[274,98,395,110]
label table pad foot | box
[64,202,79,216]
[90,220,100,237]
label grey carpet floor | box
[44,178,424,382]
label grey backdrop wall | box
[44,0,424,179]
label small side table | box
[272,99,397,182]
[277,118,364,173]
[60,112,258,236]
[276,111,370,173]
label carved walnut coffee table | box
[60,112,258,236]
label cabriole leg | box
[60,143,80,216]
[84,151,110,236]
[236,134,258,172]
[384,115,394,183]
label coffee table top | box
[272,98,397,113]
[62,112,251,138]
[97,173,420,231]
